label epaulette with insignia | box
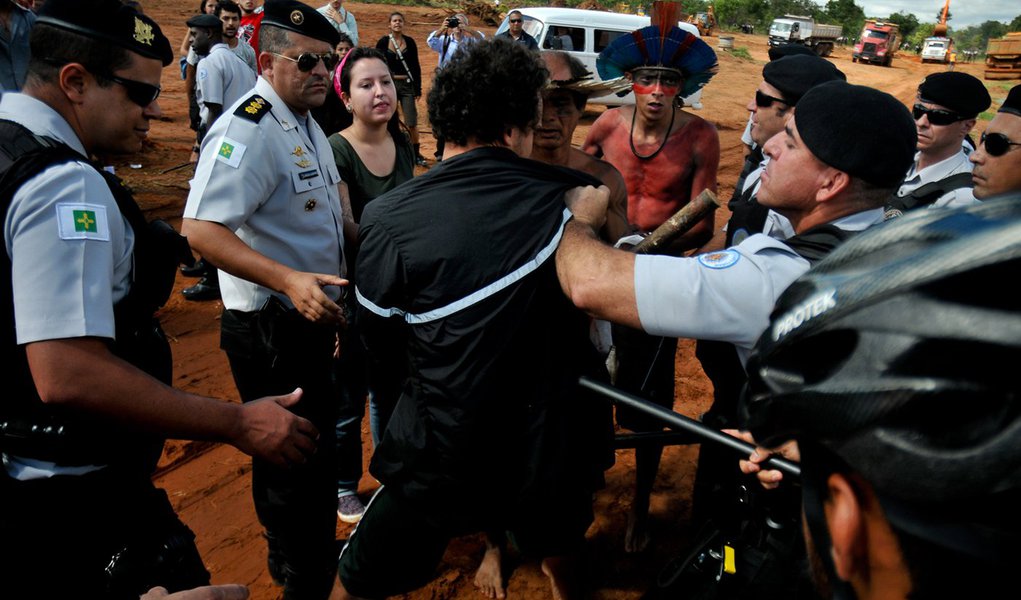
[235,95,272,122]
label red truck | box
[853,20,900,66]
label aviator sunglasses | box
[509,18,523,23]
[980,131,1021,157]
[912,104,965,126]
[270,51,340,72]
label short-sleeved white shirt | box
[1,93,132,346]
[196,43,257,128]
[635,209,882,364]
[185,77,345,312]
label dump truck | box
[985,32,1021,80]
[853,20,900,66]
[768,15,842,57]
[921,36,953,63]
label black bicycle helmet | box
[741,196,1021,573]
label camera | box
[446,16,460,29]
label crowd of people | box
[1,1,1019,600]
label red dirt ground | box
[115,3,995,599]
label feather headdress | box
[597,0,719,98]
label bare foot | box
[473,545,505,599]
[624,509,651,553]
[541,556,579,600]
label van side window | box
[594,29,627,52]
[543,26,583,51]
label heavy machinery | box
[985,32,1021,80]
[921,0,953,64]
[767,14,842,57]
[687,5,716,37]
[853,19,900,66]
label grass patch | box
[979,111,996,121]
[731,46,753,60]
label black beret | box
[37,0,173,66]
[262,0,340,47]
[917,72,991,118]
[999,84,1021,118]
[762,55,846,105]
[796,80,917,187]
[186,14,223,29]
[767,44,816,61]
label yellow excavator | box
[687,5,716,37]
[920,0,953,64]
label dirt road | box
[117,3,998,598]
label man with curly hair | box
[336,38,614,600]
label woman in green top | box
[329,47,415,523]
[330,47,414,248]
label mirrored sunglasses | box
[980,131,1021,157]
[912,104,964,126]
[755,90,788,108]
[271,51,339,72]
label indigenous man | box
[970,84,1021,199]
[885,72,991,219]
[581,7,719,552]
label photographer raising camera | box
[426,13,484,161]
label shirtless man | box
[582,20,719,553]
[534,51,629,243]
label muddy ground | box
[114,2,1002,599]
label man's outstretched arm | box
[556,185,641,329]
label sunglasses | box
[912,104,965,126]
[509,18,522,23]
[271,51,340,72]
[104,73,161,107]
[755,90,788,108]
[980,131,1021,157]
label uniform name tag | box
[291,167,324,192]
[56,203,110,241]
[215,136,247,168]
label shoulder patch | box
[697,249,741,269]
[56,203,110,241]
[215,136,247,168]
[234,94,272,122]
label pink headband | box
[333,49,352,98]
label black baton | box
[579,376,801,479]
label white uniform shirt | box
[187,38,257,73]
[634,209,882,364]
[1,92,134,479]
[185,77,345,312]
[196,43,257,129]
[895,148,978,209]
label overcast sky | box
[855,2,1017,28]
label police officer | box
[0,1,318,598]
[558,80,917,372]
[970,84,1021,199]
[557,81,914,594]
[885,72,991,219]
[740,198,1021,599]
[182,1,344,598]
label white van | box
[494,7,705,108]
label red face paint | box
[633,82,680,97]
